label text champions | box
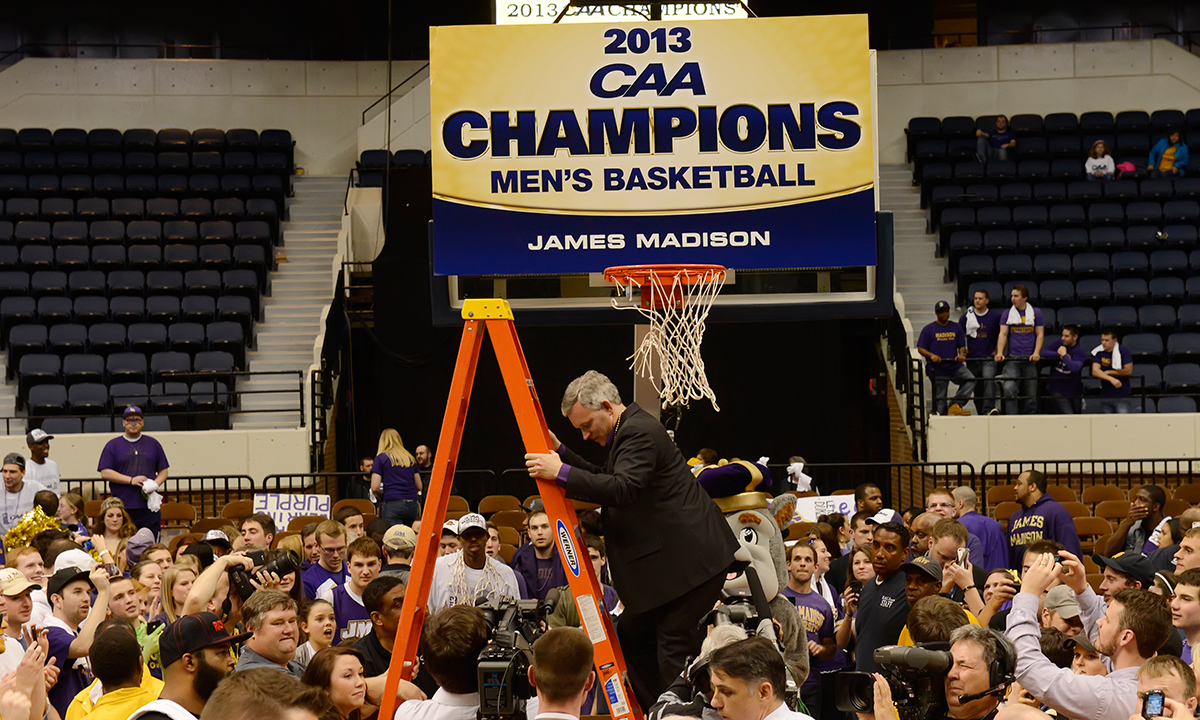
[439,26,863,196]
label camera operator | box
[649,625,748,720]
[861,625,1015,720]
[1008,550,1172,720]
[706,636,815,720]
[395,605,491,720]
[527,628,595,720]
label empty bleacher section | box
[0,127,294,431]
[903,109,1200,413]
[354,149,430,186]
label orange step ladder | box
[378,299,641,720]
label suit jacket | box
[560,403,737,615]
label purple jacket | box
[960,510,1009,571]
[509,542,568,603]
[1007,494,1083,568]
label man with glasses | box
[926,488,984,567]
[302,520,351,600]
[98,406,169,537]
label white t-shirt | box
[0,636,24,676]
[396,689,481,720]
[23,459,60,494]
[1085,156,1115,176]
[427,552,520,612]
[0,479,48,532]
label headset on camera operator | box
[527,628,595,720]
[846,625,1016,720]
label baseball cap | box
[441,519,459,537]
[2,453,24,470]
[25,428,52,445]
[1044,585,1081,619]
[865,509,904,526]
[182,542,216,570]
[457,513,487,536]
[935,300,950,312]
[123,405,143,418]
[47,567,93,598]
[203,530,232,550]
[1073,632,1098,654]
[0,568,37,597]
[1091,552,1155,590]
[900,555,943,582]
[125,528,156,565]
[52,548,95,574]
[383,524,416,551]
[159,612,250,668]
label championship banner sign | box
[254,493,331,528]
[791,495,855,524]
[429,15,876,276]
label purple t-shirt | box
[1002,306,1044,358]
[1043,339,1088,397]
[958,309,1004,359]
[1091,346,1132,397]
[780,586,835,689]
[330,584,373,645]
[987,128,1015,149]
[302,561,349,600]
[46,625,89,718]
[97,434,169,509]
[373,453,419,502]
[917,320,966,377]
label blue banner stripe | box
[432,189,877,276]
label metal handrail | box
[0,41,319,67]
[914,23,1181,49]
[361,63,430,125]
[61,474,256,519]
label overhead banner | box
[430,15,876,276]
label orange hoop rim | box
[603,263,726,285]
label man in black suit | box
[525,370,737,712]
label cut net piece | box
[604,264,725,411]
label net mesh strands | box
[605,264,725,411]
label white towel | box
[787,461,813,492]
[1005,305,1035,326]
[964,310,982,338]
[1091,342,1123,369]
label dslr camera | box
[835,644,952,720]
[476,596,552,720]
[228,550,300,602]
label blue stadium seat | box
[1058,306,1097,332]
[205,322,244,368]
[1068,181,1102,204]
[128,323,166,356]
[110,382,149,407]
[67,270,104,298]
[68,383,108,415]
[1139,305,1178,335]
[217,296,254,336]
[76,198,108,222]
[28,384,67,416]
[1034,182,1066,205]
[182,296,216,325]
[20,246,53,272]
[73,297,108,326]
[1038,279,1075,308]
[1117,133,1150,157]
[213,198,245,222]
[1181,305,1200,332]
[1176,178,1200,202]
[128,246,161,273]
[1150,277,1186,305]
[1126,226,1161,253]
[1165,201,1200,224]
[1012,205,1048,230]
[164,221,198,246]
[1151,250,1188,278]
[88,323,126,357]
[1151,110,1185,133]
[1076,279,1113,307]
[40,417,82,434]
[1116,111,1150,132]
[1168,333,1200,363]
[1141,178,1174,201]
[1125,333,1166,365]
[107,353,148,385]
[1112,251,1149,279]
[1049,204,1086,229]
[1081,112,1115,134]
[164,245,198,272]
[1011,114,1043,136]
[1165,225,1198,251]
[1049,136,1081,159]
[1018,161,1050,181]
[1088,203,1125,227]
[1014,137,1046,160]
[63,354,104,386]
[157,129,191,152]
[1158,396,1197,413]
[89,220,125,246]
[36,297,71,326]
[109,296,145,325]
[1114,278,1150,306]
[90,246,125,273]
[1045,113,1079,135]
[198,245,230,272]
[82,417,117,433]
[48,324,86,356]
[982,230,1017,256]
[1000,182,1033,205]
[1126,201,1162,225]
[31,271,67,298]
[181,198,212,222]
[1018,229,1053,255]
[1090,227,1126,253]
[123,129,156,152]
[168,322,206,356]
[1073,252,1110,280]
[18,354,60,401]
[146,198,179,222]
[1053,228,1088,254]
[1051,159,1082,182]
[1034,253,1071,281]
[905,117,941,159]
[54,246,89,273]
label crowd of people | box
[919,287,1137,416]
[1,367,1195,720]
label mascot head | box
[716,492,796,601]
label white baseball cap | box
[441,519,459,536]
[52,548,96,574]
[457,513,487,535]
[865,509,904,526]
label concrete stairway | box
[232,176,343,430]
[880,164,957,333]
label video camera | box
[476,596,553,720]
[228,550,300,602]
[835,645,951,720]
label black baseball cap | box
[47,567,93,598]
[160,612,250,668]
[1092,552,1155,590]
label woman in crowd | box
[371,429,422,527]
[90,498,136,559]
[1158,519,1183,551]
[295,599,337,668]
[302,646,368,720]
[131,560,163,598]
[269,548,305,605]
[818,514,853,552]
[159,564,197,625]
[1086,139,1115,181]
[57,493,89,536]
[849,544,876,588]
[1148,129,1190,178]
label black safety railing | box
[785,462,978,514]
[261,472,358,498]
[61,474,255,520]
[921,369,1149,419]
[980,459,1200,499]
[310,365,331,471]
[361,63,430,125]
[882,309,927,460]
[914,23,1180,50]
[0,41,319,67]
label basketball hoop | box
[604,264,726,411]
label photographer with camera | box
[848,625,1015,720]
[1008,550,1172,720]
[527,628,594,720]
[706,636,815,720]
[395,605,490,720]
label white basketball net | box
[609,267,725,411]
